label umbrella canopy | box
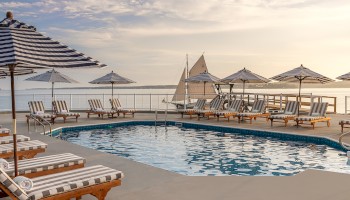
[185,72,221,96]
[221,67,270,96]
[89,71,135,99]
[25,69,79,112]
[337,72,350,81]
[0,15,106,177]
[270,64,334,116]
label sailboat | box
[168,55,217,109]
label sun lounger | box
[339,120,350,133]
[0,140,47,160]
[0,165,123,200]
[295,102,330,129]
[0,126,10,137]
[268,101,299,127]
[87,99,117,119]
[0,135,30,145]
[3,153,85,178]
[109,98,136,118]
[237,100,270,124]
[52,100,80,123]
[26,101,56,124]
[196,97,224,120]
[177,99,207,119]
[215,99,243,121]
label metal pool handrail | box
[339,131,350,151]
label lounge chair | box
[52,100,80,123]
[4,153,85,178]
[26,101,56,124]
[237,100,270,124]
[109,98,136,118]
[0,165,123,200]
[196,97,225,120]
[87,99,117,119]
[0,126,10,137]
[215,99,243,121]
[0,140,47,160]
[0,135,30,145]
[268,101,299,127]
[177,99,207,119]
[295,102,330,129]
[339,120,350,133]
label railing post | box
[70,94,73,110]
[346,96,348,114]
[103,94,105,108]
[280,93,282,111]
[150,94,152,111]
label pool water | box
[61,125,350,176]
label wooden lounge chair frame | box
[178,99,207,119]
[197,97,224,120]
[87,99,116,119]
[0,126,10,137]
[295,102,330,129]
[109,98,135,118]
[237,100,270,124]
[339,120,350,133]
[268,101,299,127]
[52,100,80,123]
[0,179,121,200]
[26,101,56,124]
[216,99,243,122]
[0,148,45,160]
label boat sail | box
[171,55,217,105]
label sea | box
[0,88,349,113]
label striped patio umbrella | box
[185,71,221,96]
[25,69,78,112]
[89,71,135,99]
[270,64,334,116]
[220,68,270,97]
[0,15,106,176]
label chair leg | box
[270,119,273,126]
[312,122,315,129]
[284,119,288,127]
[327,120,330,127]
[341,124,344,133]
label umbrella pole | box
[52,82,54,114]
[112,82,114,100]
[9,64,18,177]
[297,79,302,117]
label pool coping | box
[49,120,350,152]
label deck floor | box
[1,112,350,200]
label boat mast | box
[184,54,189,109]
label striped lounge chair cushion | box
[110,99,136,112]
[340,120,350,124]
[0,135,30,144]
[27,165,124,200]
[283,101,299,114]
[296,116,325,121]
[237,112,263,117]
[5,153,85,177]
[216,100,243,115]
[0,140,47,154]
[57,112,81,116]
[28,101,45,114]
[269,114,296,119]
[0,128,10,134]
[296,102,329,121]
[88,99,116,113]
[0,168,29,200]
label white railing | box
[0,92,338,113]
[345,96,350,114]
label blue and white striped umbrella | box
[0,15,107,177]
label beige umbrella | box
[271,64,334,116]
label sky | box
[1,0,350,89]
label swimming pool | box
[59,121,350,176]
